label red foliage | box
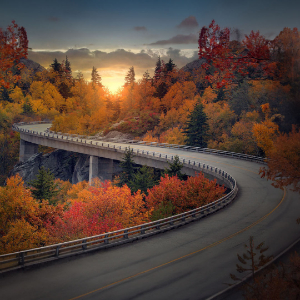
[198,20,275,88]
[145,173,226,215]
[0,21,28,88]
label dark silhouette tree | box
[124,66,135,87]
[91,66,102,88]
[50,58,62,73]
[165,58,176,72]
[117,148,138,187]
[28,167,59,205]
[165,155,185,180]
[129,165,157,195]
[183,102,209,147]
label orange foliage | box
[253,104,279,155]
[161,81,197,111]
[0,175,63,254]
[260,126,300,192]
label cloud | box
[177,16,199,29]
[148,34,198,46]
[133,26,147,31]
[48,17,59,22]
[28,47,199,92]
[28,47,198,83]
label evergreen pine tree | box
[29,167,59,204]
[50,58,62,73]
[124,66,135,87]
[165,58,176,72]
[164,155,185,180]
[154,56,162,83]
[183,102,209,147]
[91,66,102,88]
[129,165,156,195]
[65,56,72,74]
[117,148,138,187]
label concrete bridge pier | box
[89,156,114,185]
[19,139,38,162]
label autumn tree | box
[0,21,28,89]
[198,20,275,88]
[273,27,300,84]
[46,181,149,243]
[183,102,209,147]
[0,175,63,254]
[145,173,225,216]
[260,126,300,193]
[252,103,279,156]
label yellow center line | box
[69,188,286,300]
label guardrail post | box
[55,245,61,257]
[141,225,145,234]
[156,222,160,230]
[124,230,128,239]
[104,234,109,244]
[19,252,25,265]
[82,240,87,250]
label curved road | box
[1,124,299,300]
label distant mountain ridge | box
[20,58,45,73]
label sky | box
[1,0,300,93]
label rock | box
[10,150,87,184]
[105,130,135,140]
[72,155,90,184]
[10,149,123,184]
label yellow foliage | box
[204,102,236,141]
[252,103,279,155]
[0,175,49,254]
[159,127,185,145]
[10,86,25,104]
[30,81,64,111]
[253,119,278,155]
[201,86,218,104]
[143,130,159,143]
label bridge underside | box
[18,132,230,188]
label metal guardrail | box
[1,122,240,272]
[12,122,266,164]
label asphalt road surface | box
[1,124,299,300]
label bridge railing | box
[12,122,266,165]
[1,122,242,271]
[0,135,237,271]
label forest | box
[0,19,299,261]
